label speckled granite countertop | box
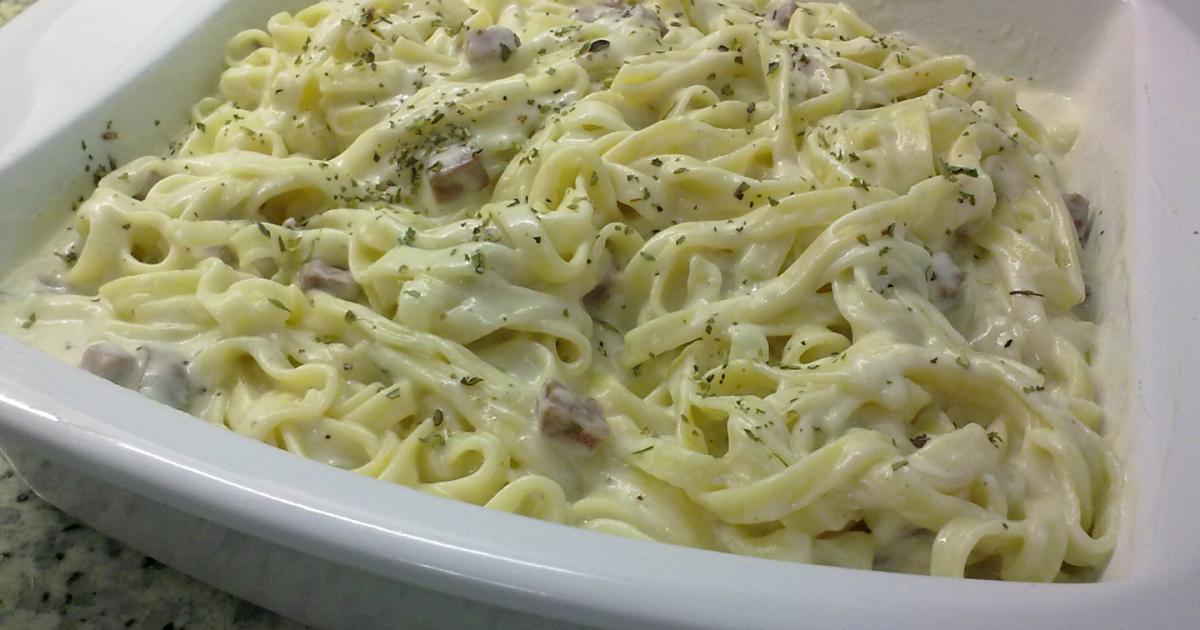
[0,461,304,629]
[0,3,303,627]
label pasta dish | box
[0,0,1119,581]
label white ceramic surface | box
[0,1,1196,628]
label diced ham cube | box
[80,343,142,389]
[297,261,361,301]
[136,346,194,411]
[465,26,521,66]
[428,145,490,203]
[79,343,195,411]
[1062,192,1091,243]
[769,1,797,27]
[628,5,667,35]
[930,251,964,298]
[538,380,610,449]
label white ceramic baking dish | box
[0,0,1196,628]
